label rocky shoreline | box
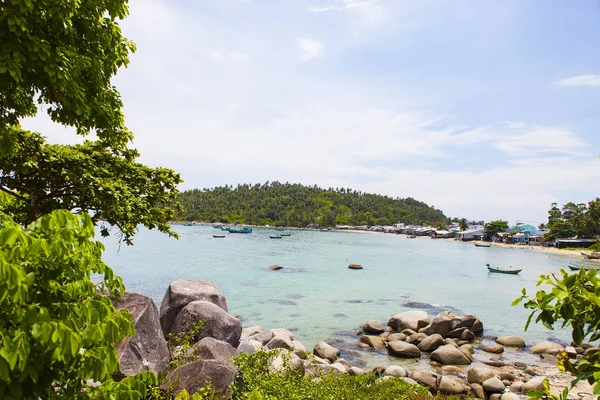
[112,278,594,399]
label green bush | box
[0,209,156,399]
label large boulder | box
[192,337,239,361]
[529,342,564,355]
[360,335,386,350]
[522,376,548,392]
[362,320,384,334]
[112,292,170,377]
[438,376,469,395]
[251,330,274,346]
[418,334,445,352]
[313,342,340,363]
[467,367,495,384]
[410,371,438,391]
[161,359,239,398]
[496,336,525,348]
[387,341,421,358]
[419,317,453,338]
[160,279,228,335]
[266,334,294,351]
[383,365,408,378]
[388,311,430,332]
[430,344,472,365]
[171,300,241,347]
[482,377,505,393]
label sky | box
[24,0,600,225]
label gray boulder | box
[482,377,505,393]
[438,376,469,395]
[501,393,521,400]
[349,366,368,376]
[251,330,274,346]
[242,326,262,336]
[410,370,438,391]
[383,365,408,377]
[430,344,471,365]
[159,279,228,335]
[470,383,485,399]
[112,292,170,377]
[418,333,445,352]
[509,380,524,393]
[496,336,525,348]
[419,317,453,337]
[522,376,548,393]
[407,332,428,345]
[483,343,504,354]
[360,335,386,350]
[451,315,478,330]
[529,341,564,355]
[161,359,239,398]
[467,367,495,384]
[440,365,465,376]
[171,300,241,347]
[387,332,407,342]
[362,320,385,334]
[192,337,239,361]
[269,351,303,373]
[266,334,294,351]
[313,342,340,363]
[388,311,430,332]
[387,341,421,358]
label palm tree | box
[458,218,469,231]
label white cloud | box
[492,124,586,156]
[297,38,326,60]
[555,75,600,88]
[309,0,388,31]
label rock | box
[431,344,471,365]
[304,360,333,377]
[447,327,468,339]
[313,342,340,363]
[418,334,445,352]
[451,315,478,330]
[501,393,520,400]
[269,351,303,373]
[482,344,504,354]
[467,367,495,384]
[242,326,262,336]
[192,337,240,361]
[251,330,275,346]
[266,334,294,351]
[419,317,453,338]
[171,300,242,347]
[270,329,294,340]
[484,360,505,367]
[362,320,384,334]
[387,333,407,342]
[348,264,363,269]
[482,377,505,393]
[349,366,368,375]
[459,345,474,362]
[524,367,536,376]
[269,264,283,270]
[498,372,516,382]
[387,341,421,358]
[513,361,527,369]
[379,331,390,341]
[335,358,351,371]
[159,279,228,335]
[401,329,417,336]
[357,343,370,349]
[438,376,469,395]
[360,335,386,350]
[383,365,408,378]
[490,394,502,400]
[112,292,170,377]
[330,362,348,374]
[522,376,548,393]
[585,347,599,355]
[388,311,431,332]
[461,329,475,341]
[402,377,420,386]
[161,359,239,398]
[496,336,525,348]
[237,340,257,354]
[291,340,308,359]
[529,341,564,355]
[470,383,485,399]
[471,319,484,335]
[407,333,428,345]
[440,365,464,375]
[509,380,524,393]
[445,338,459,347]
[410,371,438,391]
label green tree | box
[458,218,468,231]
[514,269,600,398]
[0,0,182,244]
[543,220,576,242]
[483,220,509,238]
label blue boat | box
[229,227,252,234]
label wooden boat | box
[581,252,600,260]
[407,235,416,239]
[568,263,598,271]
[280,233,291,236]
[185,222,193,226]
[229,227,252,234]
[474,243,492,248]
[221,226,231,231]
[213,225,222,229]
[486,264,522,275]
[269,235,282,239]
[213,234,226,238]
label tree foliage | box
[176,182,448,227]
[458,218,468,231]
[483,220,509,238]
[514,269,600,397]
[542,200,600,241]
[0,208,158,399]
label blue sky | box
[26,0,600,224]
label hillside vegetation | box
[176,182,447,227]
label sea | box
[101,225,581,368]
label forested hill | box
[176,182,447,227]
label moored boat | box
[213,225,223,229]
[407,235,416,239]
[581,252,600,260]
[474,242,492,248]
[229,227,252,234]
[269,235,282,239]
[213,234,226,238]
[568,263,598,271]
[486,264,522,275]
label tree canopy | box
[483,220,509,238]
[542,200,600,241]
[176,182,448,227]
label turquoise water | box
[101,226,579,355]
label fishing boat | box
[474,242,492,248]
[213,225,223,229]
[269,235,282,239]
[486,264,522,275]
[407,235,416,239]
[280,233,291,236]
[229,227,252,234]
[220,226,231,231]
[185,222,193,226]
[213,234,226,238]
[581,252,600,260]
[568,263,598,271]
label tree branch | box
[0,185,27,202]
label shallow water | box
[101,225,578,364]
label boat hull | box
[486,265,522,275]
[474,243,492,247]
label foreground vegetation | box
[176,183,448,227]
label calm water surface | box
[101,226,579,357]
